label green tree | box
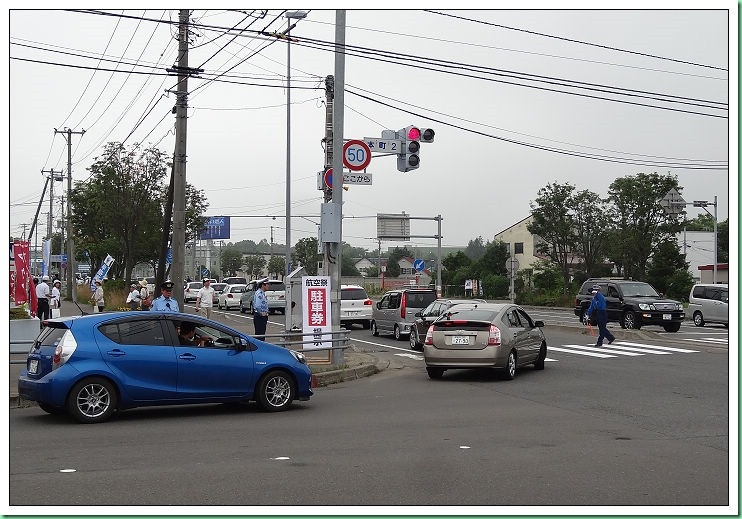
[572,189,611,277]
[607,172,683,280]
[220,246,244,276]
[267,256,285,278]
[528,182,579,293]
[341,254,360,276]
[646,240,694,300]
[465,236,487,261]
[243,255,267,279]
[292,237,319,276]
[473,240,508,277]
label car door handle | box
[178,353,197,360]
[106,350,126,357]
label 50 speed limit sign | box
[343,139,372,171]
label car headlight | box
[638,303,654,311]
[676,303,683,311]
[290,350,307,364]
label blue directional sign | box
[413,259,425,272]
[199,216,231,240]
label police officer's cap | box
[161,280,175,290]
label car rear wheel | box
[693,311,705,327]
[534,342,546,370]
[394,325,403,341]
[67,377,117,424]
[426,367,444,379]
[240,302,246,313]
[256,370,295,412]
[501,350,517,380]
[371,321,379,336]
[622,311,640,330]
[409,329,418,350]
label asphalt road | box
[9,308,731,511]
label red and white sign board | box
[302,276,332,350]
[342,139,372,171]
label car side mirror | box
[376,302,381,309]
[534,320,545,328]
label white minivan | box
[688,283,728,327]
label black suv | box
[574,279,685,332]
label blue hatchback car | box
[18,311,313,423]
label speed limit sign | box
[343,139,372,171]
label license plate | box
[28,359,38,374]
[663,314,672,320]
[452,336,469,345]
[345,311,358,316]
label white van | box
[688,283,728,327]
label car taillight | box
[52,330,78,370]
[400,292,407,319]
[363,299,373,305]
[227,294,233,298]
[488,325,501,346]
[424,326,435,345]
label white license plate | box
[345,311,358,316]
[452,336,469,345]
[663,314,672,320]
[28,359,38,374]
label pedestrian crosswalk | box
[546,340,700,361]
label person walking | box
[92,279,105,313]
[252,278,270,340]
[150,280,180,312]
[51,280,62,314]
[139,280,152,310]
[126,283,141,310]
[586,284,615,347]
[36,275,52,323]
[195,278,215,320]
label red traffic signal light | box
[406,126,421,140]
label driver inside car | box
[177,321,210,347]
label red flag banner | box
[13,241,37,315]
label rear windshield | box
[438,309,497,322]
[342,288,369,300]
[405,291,437,308]
[267,282,285,291]
[188,282,203,290]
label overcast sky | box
[5,5,737,255]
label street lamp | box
[693,196,718,284]
[285,10,307,280]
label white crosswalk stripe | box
[613,341,699,353]
[547,340,699,359]
[547,346,617,358]
[682,337,728,344]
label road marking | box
[548,346,617,358]
[351,338,414,353]
[597,343,672,355]
[613,341,699,353]
[395,353,424,361]
[682,337,728,344]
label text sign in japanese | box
[302,276,332,350]
[363,138,400,153]
[342,172,372,185]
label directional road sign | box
[413,259,425,272]
[343,139,372,171]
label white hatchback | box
[217,284,246,310]
[340,285,373,329]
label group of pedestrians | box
[83,275,272,340]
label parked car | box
[371,287,438,340]
[17,311,313,423]
[240,280,286,314]
[210,282,228,304]
[217,284,246,310]
[183,281,203,303]
[573,278,684,332]
[688,283,729,327]
[409,298,487,350]
[423,302,547,380]
[340,284,373,329]
[223,276,247,286]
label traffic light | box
[397,126,421,172]
[419,128,435,143]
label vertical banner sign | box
[90,254,115,293]
[13,241,37,315]
[301,276,332,351]
[41,239,51,278]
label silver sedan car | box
[423,302,547,380]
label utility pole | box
[168,9,198,304]
[328,10,346,365]
[54,127,85,301]
[41,169,64,276]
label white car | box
[217,284,246,310]
[340,284,373,329]
[184,281,203,303]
